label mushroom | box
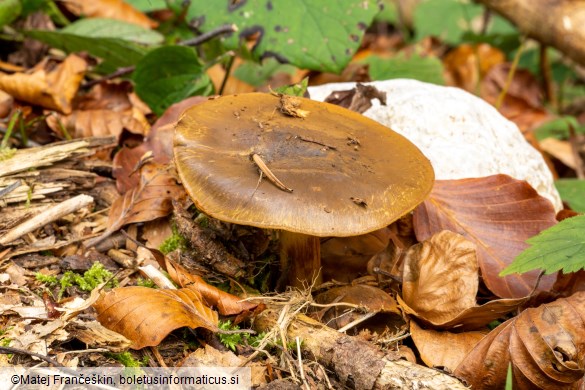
[173,93,434,288]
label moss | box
[108,351,143,367]
[36,262,117,299]
[159,225,187,254]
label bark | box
[255,308,469,389]
[477,0,585,66]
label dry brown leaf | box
[321,227,391,282]
[46,81,149,139]
[85,162,185,248]
[94,286,218,349]
[0,89,13,118]
[398,230,527,330]
[410,320,488,372]
[164,256,259,316]
[62,0,157,29]
[443,43,505,92]
[0,55,87,114]
[111,96,207,193]
[481,63,551,132]
[413,175,558,299]
[313,284,402,332]
[454,292,585,389]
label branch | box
[476,0,585,66]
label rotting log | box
[254,308,469,390]
[477,0,585,66]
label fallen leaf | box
[46,81,149,139]
[413,175,558,298]
[164,255,259,316]
[313,284,402,332]
[62,0,157,29]
[481,63,550,132]
[94,286,218,349]
[84,162,185,248]
[454,292,585,389]
[443,43,505,92]
[410,320,488,372]
[398,230,527,330]
[0,54,87,113]
[111,96,207,193]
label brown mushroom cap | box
[174,93,434,237]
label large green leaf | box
[501,215,585,276]
[188,0,382,73]
[555,179,585,212]
[0,0,21,28]
[26,18,163,73]
[126,0,168,12]
[132,46,214,116]
[414,0,516,45]
[361,54,445,85]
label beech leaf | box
[454,292,585,389]
[501,215,585,276]
[398,230,526,330]
[93,286,219,349]
[85,163,185,248]
[413,175,558,298]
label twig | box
[337,311,377,333]
[251,153,293,193]
[296,336,310,390]
[0,194,94,246]
[294,135,337,150]
[495,36,526,110]
[179,24,238,47]
[82,66,135,89]
[539,44,558,111]
[0,179,21,199]
[0,346,65,367]
[568,124,585,179]
[219,53,236,96]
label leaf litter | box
[0,1,584,388]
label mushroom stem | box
[279,231,322,290]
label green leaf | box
[188,0,382,73]
[361,54,445,85]
[62,18,163,45]
[126,0,168,12]
[132,45,214,116]
[274,77,308,97]
[533,116,585,141]
[555,179,585,212]
[500,215,585,276]
[26,18,162,73]
[0,0,22,29]
[414,0,483,44]
[233,58,296,87]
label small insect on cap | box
[173,92,434,237]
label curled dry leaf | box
[47,81,149,139]
[443,43,505,93]
[164,255,259,316]
[62,0,157,29]
[414,175,558,299]
[313,284,402,332]
[398,230,527,330]
[94,286,218,349]
[112,96,207,193]
[454,292,585,389]
[84,162,185,248]
[410,320,488,373]
[0,54,87,114]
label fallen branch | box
[0,194,94,246]
[254,307,469,389]
[477,0,585,66]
